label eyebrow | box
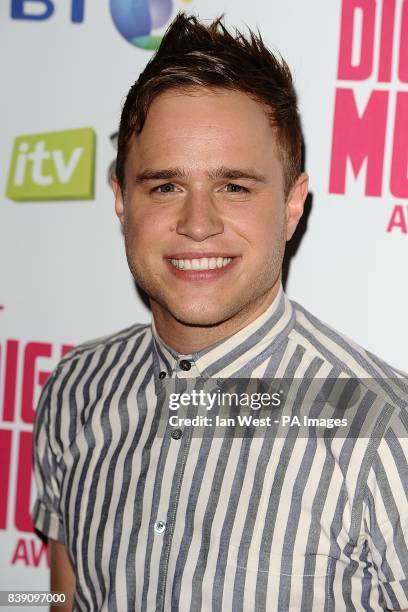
[135,168,189,183]
[209,166,267,182]
[134,166,267,184]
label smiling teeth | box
[170,257,232,270]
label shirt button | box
[179,359,191,371]
[171,429,183,440]
[159,371,166,379]
[154,520,166,534]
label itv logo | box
[6,128,96,201]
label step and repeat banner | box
[1,0,407,602]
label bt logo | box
[110,0,172,50]
[109,0,194,50]
[6,128,96,202]
[11,0,193,51]
[110,0,192,50]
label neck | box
[151,282,281,354]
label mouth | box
[164,254,239,280]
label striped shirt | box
[32,286,408,611]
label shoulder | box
[288,298,406,380]
[58,322,152,368]
[33,322,154,457]
[287,299,408,437]
[285,301,408,501]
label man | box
[32,13,408,612]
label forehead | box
[144,87,271,129]
[127,87,280,171]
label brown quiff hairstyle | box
[116,12,303,197]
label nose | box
[175,192,224,241]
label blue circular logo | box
[110,0,176,50]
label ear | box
[285,172,309,241]
[112,172,125,226]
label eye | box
[154,183,177,193]
[224,183,249,193]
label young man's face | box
[114,88,307,329]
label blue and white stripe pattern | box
[32,287,408,611]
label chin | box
[169,303,230,328]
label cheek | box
[229,205,285,248]
[126,206,169,245]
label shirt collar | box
[151,284,294,383]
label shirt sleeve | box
[31,368,65,543]
[364,415,408,610]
